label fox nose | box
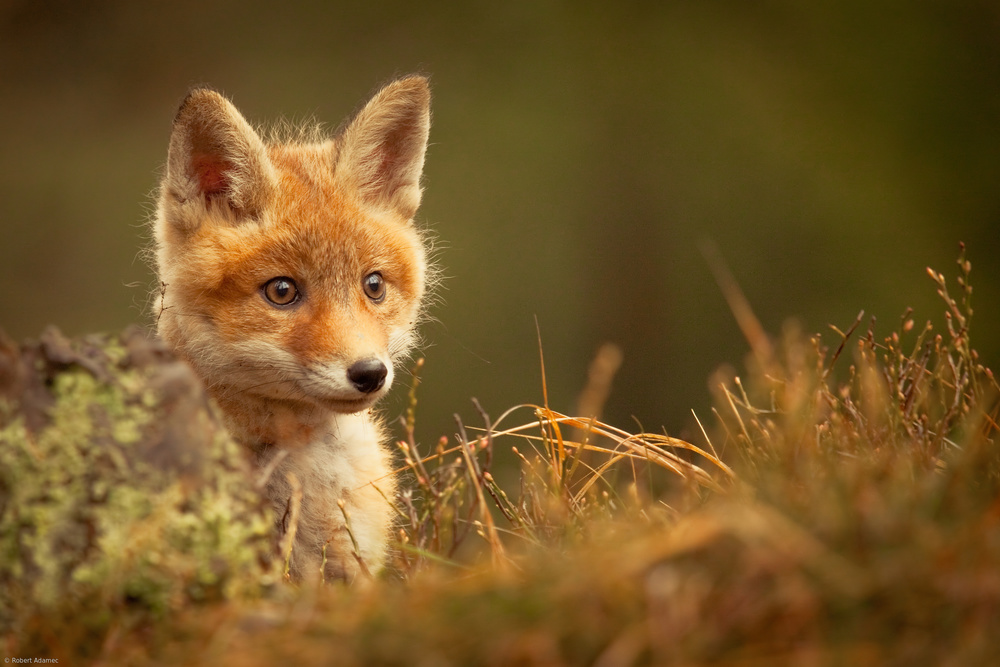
[347,359,388,394]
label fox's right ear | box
[159,89,275,232]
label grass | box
[2,246,998,665]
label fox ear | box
[335,76,430,220]
[160,88,275,231]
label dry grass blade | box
[466,405,733,489]
[701,238,774,368]
[280,472,303,583]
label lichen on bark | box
[0,325,275,648]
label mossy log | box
[0,326,274,653]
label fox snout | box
[302,352,394,411]
[348,358,388,394]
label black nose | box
[347,359,388,394]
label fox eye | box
[363,272,386,303]
[263,277,299,306]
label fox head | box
[152,77,430,417]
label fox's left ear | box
[334,76,430,220]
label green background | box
[2,1,998,443]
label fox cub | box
[151,77,431,582]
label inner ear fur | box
[335,76,431,220]
[162,88,275,231]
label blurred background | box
[1,1,998,444]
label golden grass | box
[3,246,999,664]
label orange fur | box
[150,77,432,582]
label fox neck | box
[211,388,361,451]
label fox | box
[150,76,432,582]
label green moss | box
[0,328,275,653]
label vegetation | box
[1,248,997,665]
[0,328,275,660]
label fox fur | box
[151,77,431,582]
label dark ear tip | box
[174,87,228,124]
[398,74,429,87]
[390,75,431,101]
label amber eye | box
[363,272,386,303]
[262,277,299,306]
